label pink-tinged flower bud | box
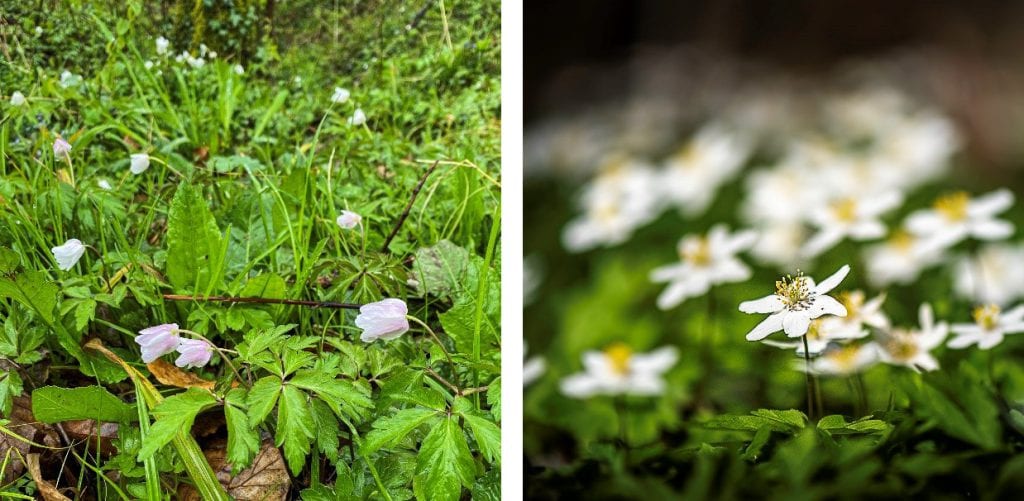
[348,108,367,126]
[336,210,362,229]
[355,298,410,342]
[135,324,180,363]
[174,338,213,368]
[130,153,150,174]
[53,137,72,157]
[51,238,85,271]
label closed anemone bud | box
[51,238,85,271]
[336,210,362,229]
[10,91,26,106]
[53,137,72,157]
[134,324,180,363]
[233,64,244,75]
[130,153,150,174]
[156,36,170,55]
[348,108,367,126]
[175,338,213,368]
[355,299,410,342]
[331,87,350,104]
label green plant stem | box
[407,315,455,370]
[802,335,815,420]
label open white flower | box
[952,243,1024,306]
[804,344,878,376]
[331,87,350,104]
[560,343,677,398]
[948,304,1024,350]
[562,157,661,252]
[9,91,26,107]
[863,229,943,287]
[650,225,756,309]
[155,36,170,55]
[348,108,367,126]
[336,210,362,229]
[818,290,890,339]
[657,124,751,216]
[906,189,1014,252]
[524,343,546,386]
[740,264,850,340]
[761,316,867,356]
[872,303,947,372]
[129,153,150,174]
[801,191,903,258]
[51,239,85,271]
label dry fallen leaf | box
[63,419,119,457]
[179,439,290,501]
[26,453,72,501]
[147,359,216,390]
[1,396,60,484]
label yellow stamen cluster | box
[680,237,712,266]
[776,271,812,309]
[884,329,918,361]
[806,319,825,341]
[838,291,865,317]
[973,304,1001,330]
[830,345,862,371]
[831,198,859,222]
[604,342,633,375]
[888,229,915,251]
[933,191,970,221]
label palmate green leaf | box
[438,299,499,356]
[414,416,475,501]
[31,385,137,423]
[310,399,341,463]
[817,415,891,436]
[412,240,470,298]
[362,407,440,455]
[487,377,501,422]
[166,181,226,293]
[290,370,373,421]
[704,409,807,434]
[224,388,260,472]
[0,270,58,324]
[276,385,315,475]
[0,371,23,417]
[246,375,282,426]
[237,324,295,364]
[453,398,500,465]
[138,388,218,461]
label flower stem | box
[406,315,455,370]
[802,334,815,420]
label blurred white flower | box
[53,137,72,158]
[355,298,409,342]
[658,124,751,216]
[761,316,866,356]
[948,304,1024,350]
[186,55,205,69]
[952,243,1024,306]
[34,26,43,36]
[906,189,1014,252]
[199,44,210,57]
[59,70,76,88]
[155,36,170,55]
[336,210,362,229]
[863,229,943,287]
[129,153,150,174]
[293,76,303,85]
[51,238,85,271]
[650,225,756,309]
[804,344,878,376]
[562,157,661,252]
[749,222,807,269]
[872,303,947,372]
[233,64,244,75]
[331,87,350,104]
[742,162,826,225]
[740,264,850,340]
[524,343,546,386]
[9,91,26,107]
[144,60,154,70]
[175,51,188,63]
[348,108,367,126]
[801,191,903,258]
[877,113,959,189]
[560,343,677,398]
[818,290,890,339]
[524,256,543,305]
[97,179,112,190]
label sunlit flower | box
[155,36,170,55]
[51,238,85,271]
[53,137,72,158]
[804,344,878,376]
[129,153,150,174]
[562,157,661,252]
[650,225,757,309]
[9,91,26,107]
[873,303,947,372]
[355,298,409,342]
[336,210,361,229]
[134,324,180,363]
[740,264,850,340]
[657,124,751,216]
[863,229,943,287]
[952,243,1024,306]
[948,304,1024,350]
[801,191,903,258]
[331,87,350,104]
[175,338,213,368]
[560,343,678,398]
[348,108,367,126]
[524,343,546,386]
[906,189,1014,252]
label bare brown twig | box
[162,294,361,309]
[381,160,440,252]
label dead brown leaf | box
[1,396,60,483]
[26,453,72,501]
[147,359,216,390]
[63,420,119,457]
[179,439,290,501]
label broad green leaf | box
[439,299,499,356]
[240,273,287,298]
[0,247,20,273]
[290,370,373,420]
[166,182,225,293]
[704,409,807,434]
[454,398,500,465]
[276,385,315,475]
[362,407,440,455]
[31,385,137,423]
[0,371,23,417]
[138,388,217,460]
[414,416,475,501]
[224,388,260,472]
[246,375,282,426]
[238,324,295,364]
[741,426,772,461]
[471,467,500,501]
[412,240,470,298]
[0,270,58,324]
[310,399,341,463]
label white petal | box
[918,303,935,331]
[650,262,688,283]
[801,228,844,258]
[905,211,944,235]
[656,281,692,310]
[725,229,758,254]
[971,219,1014,240]
[782,312,811,337]
[848,220,886,240]
[978,332,1005,350]
[739,295,784,314]
[745,313,784,341]
[808,295,848,319]
[968,189,1014,217]
[630,346,678,373]
[814,264,851,295]
[626,375,665,396]
[911,354,940,372]
[947,333,980,349]
[560,373,603,398]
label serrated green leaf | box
[224,388,259,472]
[31,385,137,423]
[166,182,225,293]
[310,399,340,463]
[817,415,849,430]
[246,375,282,426]
[290,370,373,421]
[412,240,470,298]
[455,398,500,465]
[0,270,58,324]
[0,371,23,417]
[741,426,772,461]
[276,385,315,475]
[415,416,475,501]
[0,247,20,274]
[239,273,286,298]
[362,407,440,455]
[487,377,500,422]
[138,388,217,461]
[74,298,96,331]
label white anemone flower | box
[761,316,867,356]
[658,124,751,216]
[155,36,170,55]
[336,210,362,229]
[523,343,546,386]
[129,153,150,174]
[562,157,661,252]
[906,189,1014,252]
[948,304,1024,350]
[649,225,757,309]
[739,264,850,340]
[818,290,890,339]
[331,87,350,104]
[51,239,86,271]
[804,344,879,376]
[97,179,112,190]
[952,243,1024,306]
[348,108,367,126]
[749,222,808,269]
[9,91,26,107]
[863,229,943,287]
[233,64,244,75]
[801,191,903,258]
[560,343,678,398]
[872,303,947,372]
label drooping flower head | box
[348,108,367,126]
[130,153,150,174]
[51,238,85,271]
[560,343,678,398]
[740,264,851,340]
[135,323,180,363]
[10,91,26,107]
[331,87,350,104]
[175,338,213,368]
[355,298,410,342]
[53,137,72,158]
[336,210,362,229]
